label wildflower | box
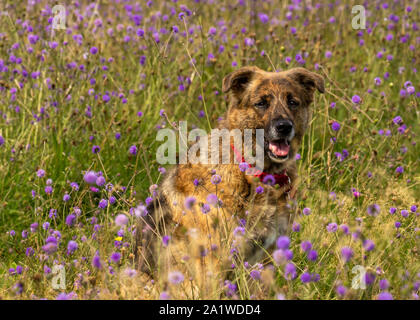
[336,285,347,297]
[184,196,196,210]
[401,210,409,218]
[379,279,389,290]
[96,176,106,186]
[341,247,353,263]
[327,222,338,232]
[84,171,97,184]
[162,235,170,247]
[129,145,137,155]
[110,252,121,263]
[351,95,361,104]
[92,253,102,269]
[300,272,312,283]
[115,214,129,226]
[67,241,78,254]
[284,263,297,280]
[302,207,311,215]
[65,214,76,227]
[363,239,375,251]
[210,174,221,185]
[92,145,100,154]
[250,270,261,280]
[377,292,393,300]
[307,250,318,261]
[256,186,264,194]
[168,271,184,284]
[367,204,380,216]
[301,241,312,252]
[276,236,290,250]
[98,199,108,209]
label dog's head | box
[223,66,324,168]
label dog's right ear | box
[222,66,260,97]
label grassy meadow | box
[0,0,419,300]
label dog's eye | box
[287,95,299,108]
[254,100,269,109]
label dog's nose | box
[273,119,293,136]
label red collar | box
[230,144,291,189]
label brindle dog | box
[135,66,324,295]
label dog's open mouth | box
[268,139,290,162]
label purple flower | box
[379,279,389,290]
[168,271,184,284]
[300,241,312,252]
[341,247,353,263]
[184,196,196,210]
[210,174,221,185]
[98,199,108,209]
[331,121,340,131]
[284,263,297,280]
[377,292,393,300]
[367,204,380,216]
[336,285,347,297]
[84,171,97,184]
[255,186,264,194]
[351,95,361,104]
[363,239,375,251]
[129,145,137,155]
[162,235,170,247]
[276,236,290,250]
[307,250,318,261]
[110,252,121,263]
[389,207,397,214]
[92,253,102,269]
[302,207,311,215]
[115,214,129,226]
[65,214,76,227]
[327,222,338,232]
[300,272,312,283]
[395,166,403,174]
[90,47,98,55]
[250,270,261,280]
[42,242,57,255]
[67,241,78,254]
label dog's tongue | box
[269,140,290,157]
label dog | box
[135,66,324,296]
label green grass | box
[0,0,418,299]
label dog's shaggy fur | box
[135,66,324,294]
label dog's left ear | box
[286,67,325,94]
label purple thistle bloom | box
[67,241,78,254]
[341,247,353,263]
[255,186,264,194]
[331,121,340,131]
[184,196,196,210]
[129,145,137,155]
[115,214,129,226]
[307,250,318,261]
[301,241,312,252]
[395,166,404,174]
[90,47,98,55]
[276,236,290,250]
[201,203,211,214]
[336,285,347,297]
[63,194,70,202]
[395,221,401,228]
[300,272,312,283]
[92,254,102,269]
[363,239,375,251]
[168,271,184,284]
[36,169,45,177]
[206,194,218,207]
[367,204,380,216]
[401,210,409,218]
[284,263,297,280]
[110,252,121,263]
[327,222,338,232]
[210,174,221,185]
[45,186,53,194]
[162,235,170,247]
[250,269,261,280]
[379,279,389,290]
[65,214,76,227]
[98,199,108,209]
[377,292,393,300]
[351,95,361,104]
[84,171,97,184]
[42,242,57,255]
[389,207,397,214]
[302,207,311,215]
